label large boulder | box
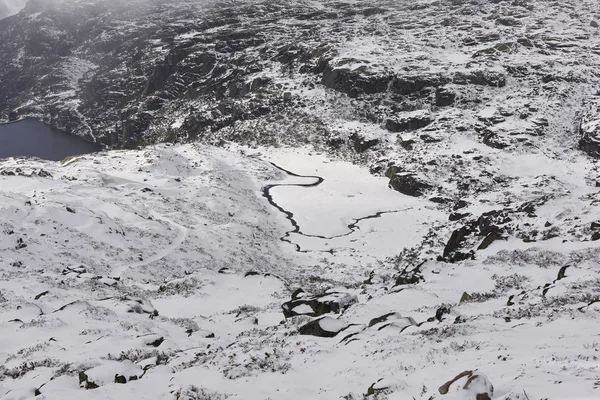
[388,173,433,197]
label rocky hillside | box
[1,0,599,158]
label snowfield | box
[1,143,599,400]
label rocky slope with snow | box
[1,0,600,399]
[0,0,600,157]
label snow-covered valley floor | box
[1,143,599,400]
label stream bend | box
[262,161,409,252]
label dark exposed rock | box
[291,288,305,300]
[477,231,505,250]
[435,87,456,107]
[429,196,452,204]
[477,210,510,236]
[79,371,99,390]
[453,70,506,87]
[579,101,600,158]
[385,112,432,133]
[434,305,452,322]
[388,173,432,197]
[449,212,470,221]
[350,132,379,152]
[453,199,469,210]
[384,165,402,179]
[146,337,164,347]
[391,74,449,95]
[321,66,391,97]
[15,238,27,250]
[34,291,49,300]
[394,273,421,286]
[443,226,472,259]
[368,312,398,328]
[482,131,510,149]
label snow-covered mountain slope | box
[1,143,599,399]
[1,0,600,399]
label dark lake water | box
[0,118,100,161]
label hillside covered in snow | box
[1,0,600,399]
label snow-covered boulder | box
[298,316,348,338]
[282,289,357,318]
[80,360,143,389]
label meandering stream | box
[262,161,409,252]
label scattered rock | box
[460,292,472,303]
[140,335,164,347]
[79,371,99,390]
[15,238,27,250]
[34,291,49,300]
[81,361,142,389]
[62,265,87,275]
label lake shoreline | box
[0,118,102,161]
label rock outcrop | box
[580,100,600,158]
